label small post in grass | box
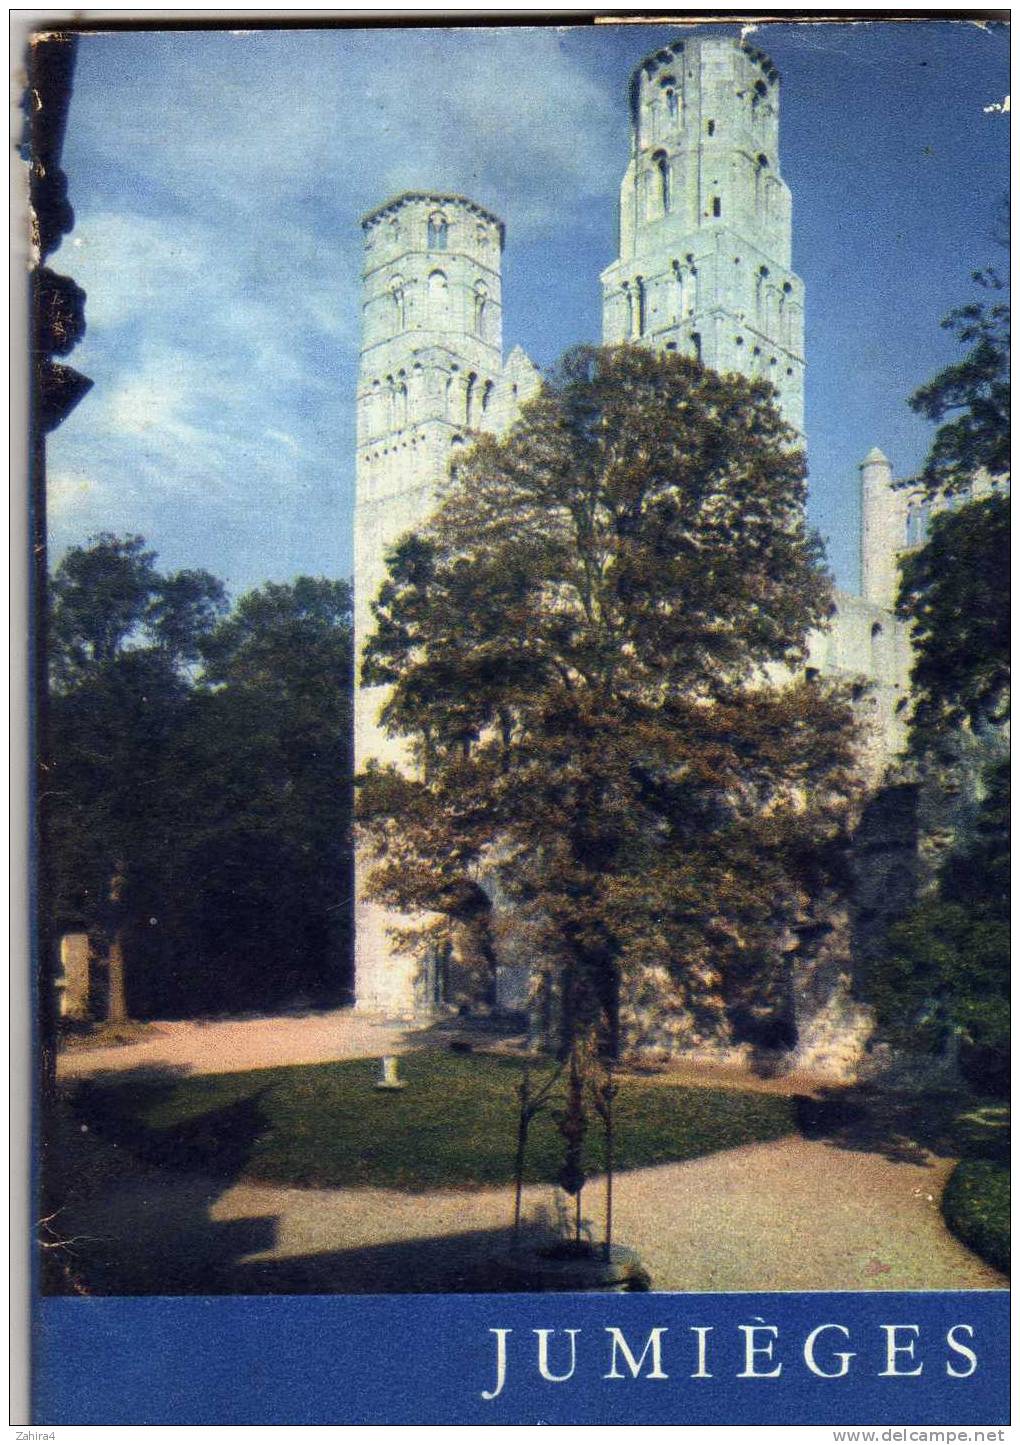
[375,1055,406,1090]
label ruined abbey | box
[351,34,943,1074]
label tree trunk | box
[105,864,129,1023]
[105,930,128,1024]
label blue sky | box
[46,19,1009,597]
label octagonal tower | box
[353,192,507,1014]
[601,35,805,433]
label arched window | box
[660,76,678,122]
[870,621,885,673]
[389,276,406,330]
[428,212,448,250]
[427,269,447,320]
[690,331,702,362]
[410,362,424,415]
[779,280,792,342]
[653,151,671,214]
[634,276,646,337]
[711,196,721,218]
[755,264,769,318]
[473,280,488,336]
[481,379,494,414]
[673,255,698,318]
[465,372,477,427]
[755,153,769,216]
[906,499,930,547]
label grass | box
[942,1159,1010,1275]
[73,1050,797,1192]
[947,1102,1011,1165]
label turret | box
[358,192,503,449]
[353,191,507,1015]
[601,34,805,433]
[859,446,907,610]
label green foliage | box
[898,266,1010,757]
[48,535,227,982]
[897,494,1009,748]
[880,272,1010,1088]
[360,345,860,1046]
[942,1159,1010,1275]
[50,532,226,685]
[908,270,1009,500]
[47,535,353,1016]
[866,762,1009,1094]
[75,1052,797,1192]
[164,576,354,1011]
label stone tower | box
[859,445,909,610]
[601,35,805,433]
[353,192,507,1013]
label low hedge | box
[942,1159,1010,1275]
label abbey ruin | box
[351,34,946,1074]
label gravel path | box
[56,1010,413,1080]
[53,1012,1007,1294]
[213,1136,1006,1293]
[53,1112,1005,1296]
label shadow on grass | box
[42,1065,279,1295]
[792,1087,1010,1168]
[43,1069,578,1295]
[234,1214,569,1295]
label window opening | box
[428,213,448,250]
[635,276,646,336]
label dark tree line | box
[48,534,353,1019]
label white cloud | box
[46,470,104,521]
[47,27,625,591]
[264,428,304,454]
[66,29,620,241]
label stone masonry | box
[351,36,931,1068]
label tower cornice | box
[361,191,505,246]
[627,34,780,123]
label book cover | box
[22,11,1009,1429]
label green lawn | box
[942,1159,1010,1275]
[74,1050,797,1192]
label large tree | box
[48,534,227,1020]
[897,492,1009,752]
[897,267,1010,756]
[48,540,354,1019]
[359,346,860,1051]
[907,268,1009,501]
[165,577,354,1013]
[874,269,1011,1083]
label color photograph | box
[27,14,1008,1419]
